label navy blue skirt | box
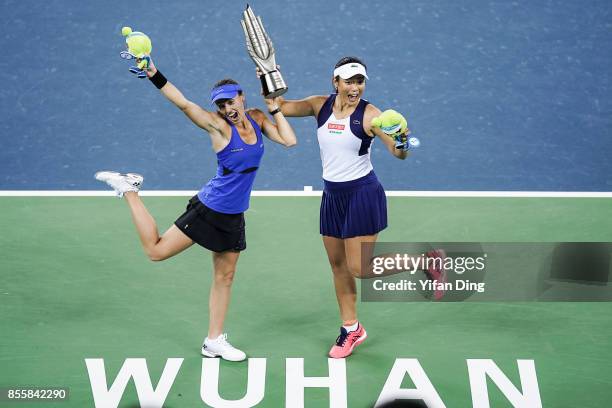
[320,171,388,239]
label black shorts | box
[174,196,246,252]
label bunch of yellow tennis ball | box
[371,110,408,136]
[121,26,152,70]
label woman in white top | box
[277,57,420,358]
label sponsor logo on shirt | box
[231,148,244,152]
[328,123,345,131]
[328,123,345,135]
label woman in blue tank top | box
[96,54,296,362]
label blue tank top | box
[198,113,264,214]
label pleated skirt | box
[320,171,388,239]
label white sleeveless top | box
[316,95,374,182]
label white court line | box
[0,190,611,198]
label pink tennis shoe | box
[328,323,368,359]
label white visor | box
[333,63,369,80]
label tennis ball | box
[121,26,132,37]
[124,30,152,58]
[372,110,408,135]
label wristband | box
[149,70,167,89]
[268,107,281,116]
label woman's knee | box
[214,267,236,286]
[347,259,364,278]
[328,256,346,269]
[327,254,349,275]
[145,244,172,262]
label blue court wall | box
[1,0,611,190]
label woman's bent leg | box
[124,192,193,261]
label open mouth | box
[347,93,359,103]
[227,111,239,121]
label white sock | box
[343,322,359,332]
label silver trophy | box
[241,4,288,98]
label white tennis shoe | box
[201,333,246,362]
[95,171,143,197]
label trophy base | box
[264,87,289,99]
[261,71,288,99]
